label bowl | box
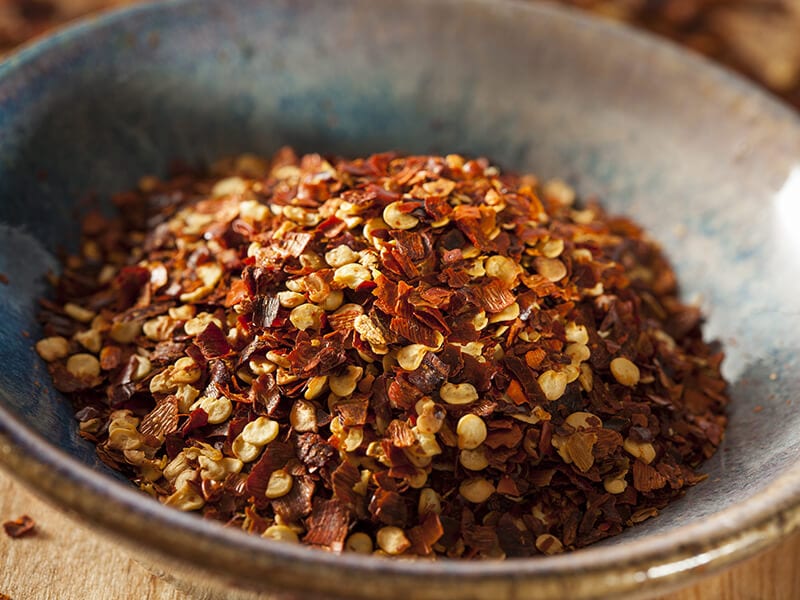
[2,0,800,598]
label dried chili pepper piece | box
[2,515,36,539]
[303,498,350,551]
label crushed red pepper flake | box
[37,148,729,558]
[2,515,36,539]
[303,498,350,551]
[139,395,179,442]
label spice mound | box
[37,149,729,558]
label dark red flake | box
[331,460,363,515]
[496,512,535,557]
[195,322,232,358]
[252,373,283,417]
[272,475,315,523]
[3,515,36,539]
[181,408,209,435]
[406,352,450,394]
[369,488,408,527]
[303,498,350,551]
[390,316,439,347]
[424,196,453,221]
[453,205,498,251]
[252,294,281,328]
[278,232,313,257]
[386,419,416,448]
[335,395,369,426]
[387,376,424,411]
[633,460,668,492]
[245,441,294,503]
[113,266,151,310]
[295,433,336,474]
[139,395,179,442]
[150,341,188,366]
[473,278,515,313]
[502,356,546,405]
[408,512,445,555]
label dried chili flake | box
[3,515,36,539]
[391,316,439,347]
[295,432,336,474]
[387,376,423,411]
[331,460,363,514]
[303,498,350,551]
[408,512,445,556]
[405,352,449,394]
[272,475,315,523]
[386,419,416,448]
[139,395,179,442]
[473,279,516,313]
[496,512,536,557]
[633,460,668,492]
[369,488,409,527]
[38,148,729,558]
[195,322,232,359]
[181,408,209,435]
[245,441,294,502]
[150,341,188,366]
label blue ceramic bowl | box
[2,1,800,598]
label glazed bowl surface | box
[1,1,800,598]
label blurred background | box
[2,0,799,109]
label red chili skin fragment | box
[303,498,350,551]
[245,441,294,506]
[3,515,36,539]
[139,395,179,443]
[181,408,209,435]
[369,488,408,527]
[195,322,232,359]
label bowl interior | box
[2,0,800,574]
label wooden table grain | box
[0,469,797,600]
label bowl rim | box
[2,0,800,598]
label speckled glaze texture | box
[1,0,800,598]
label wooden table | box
[1,469,797,599]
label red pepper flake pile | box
[2,515,36,539]
[36,149,729,557]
